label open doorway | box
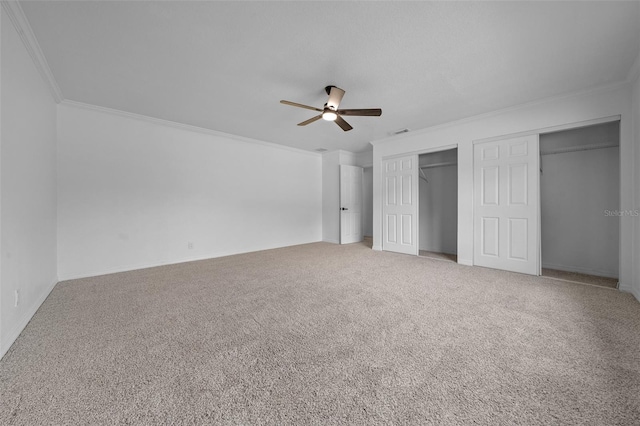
[418,148,458,262]
[539,121,620,288]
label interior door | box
[473,135,540,275]
[382,155,418,255]
[340,165,363,244]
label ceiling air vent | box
[392,128,410,135]
[315,148,328,152]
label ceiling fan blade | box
[326,86,345,110]
[298,115,323,126]
[280,100,322,112]
[336,108,382,117]
[335,115,353,131]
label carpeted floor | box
[1,241,639,425]
[419,250,458,263]
[542,268,619,289]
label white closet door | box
[473,135,540,275]
[340,165,363,244]
[382,155,418,255]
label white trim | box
[0,3,3,361]
[617,282,639,302]
[1,1,63,103]
[57,241,322,282]
[472,115,621,145]
[339,150,357,160]
[371,81,628,147]
[60,100,321,158]
[618,282,632,293]
[381,144,459,162]
[0,278,58,360]
[457,258,473,266]
[322,238,340,244]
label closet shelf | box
[419,161,457,169]
[540,143,618,156]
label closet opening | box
[539,121,620,288]
[418,148,458,262]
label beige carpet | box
[1,242,639,425]
[543,268,619,289]
[419,250,458,263]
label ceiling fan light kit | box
[280,86,382,132]
[322,110,338,121]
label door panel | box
[382,155,418,255]
[474,135,539,275]
[340,165,363,244]
[482,217,499,257]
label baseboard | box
[457,258,473,266]
[541,262,617,279]
[322,239,340,244]
[618,282,632,293]
[58,240,323,281]
[1,278,58,360]
[372,245,382,251]
[618,282,640,301]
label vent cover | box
[392,128,410,135]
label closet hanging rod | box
[540,143,618,156]
[419,161,458,169]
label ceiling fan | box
[280,86,382,131]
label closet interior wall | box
[540,122,620,278]
[419,149,458,255]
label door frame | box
[417,147,459,259]
[471,114,621,274]
[380,145,458,258]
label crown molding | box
[2,1,63,103]
[371,79,630,147]
[60,100,321,158]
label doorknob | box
[340,207,348,211]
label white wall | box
[363,167,373,237]
[540,124,620,278]
[57,103,322,280]
[632,55,640,301]
[419,164,457,254]
[371,83,635,293]
[1,10,58,358]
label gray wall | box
[419,150,458,254]
[363,167,373,237]
[540,122,620,278]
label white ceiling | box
[21,1,640,153]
